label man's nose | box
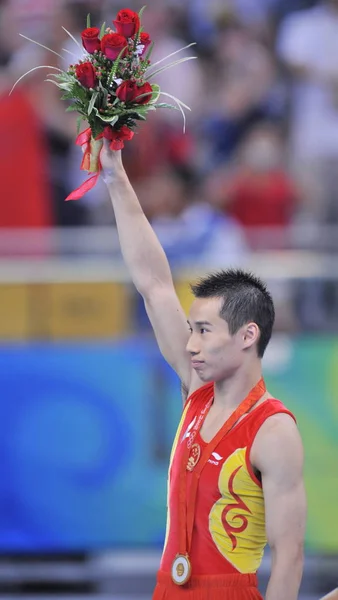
[186,333,200,356]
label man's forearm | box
[106,173,173,297]
[265,551,303,600]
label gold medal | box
[171,554,191,585]
[186,443,201,471]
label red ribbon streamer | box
[66,126,134,201]
[66,128,102,201]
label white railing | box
[0,226,337,283]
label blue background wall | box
[0,337,336,552]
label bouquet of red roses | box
[11,7,196,200]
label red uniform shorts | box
[153,571,263,600]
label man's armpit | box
[181,381,189,404]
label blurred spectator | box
[140,6,204,122]
[136,168,248,268]
[0,86,52,229]
[0,0,101,226]
[278,0,338,224]
[116,118,196,185]
[201,16,278,166]
[204,124,298,248]
[134,165,248,331]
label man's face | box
[186,297,248,383]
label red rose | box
[138,32,151,55]
[101,33,128,61]
[116,80,153,104]
[103,125,134,150]
[75,61,98,89]
[113,8,140,38]
[81,27,101,53]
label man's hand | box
[100,140,125,183]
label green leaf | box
[154,102,179,110]
[128,112,147,121]
[143,41,154,63]
[133,25,144,48]
[138,5,147,21]
[69,82,89,104]
[76,116,83,134]
[98,114,119,125]
[154,91,190,132]
[149,83,160,104]
[146,42,196,70]
[45,78,63,89]
[91,107,119,124]
[58,82,74,91]
[98,80,109,107]
[66,104,82,112]
[60,91,74,99]
[90,119,105,139]
[145,56,197,81]
[19,34,64,59]
[107,47,128,87]
[99,21,106,40]
[61,26,81,50]
[87,13,91,28]
[88,91,99,115]
[9,65,63,95]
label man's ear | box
[243,322,260,350]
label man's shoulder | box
[254,409,299,446]
[251,411,303,476]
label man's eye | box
[200,328,207,334]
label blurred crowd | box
[2,0,338,327]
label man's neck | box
[213,362,263,411]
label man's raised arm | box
[100,141,193,391]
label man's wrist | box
[102,168,127,186]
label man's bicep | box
[263,471,306,552]
[253,415,306,551]
[144,288,192,390]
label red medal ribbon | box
[177,378,266,562]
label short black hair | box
[190,269,275,357]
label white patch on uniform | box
[182,417,196,441]
[208,451,224,466]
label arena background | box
[0,0,337,597]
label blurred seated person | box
[0,75,52,229]
[133,168,248,330]
[0,1,52,230]
[277,0,338,224]
[205,124,298,249]
[201,16,277,166]
[2,2,92,229]
[136,169,248,269]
